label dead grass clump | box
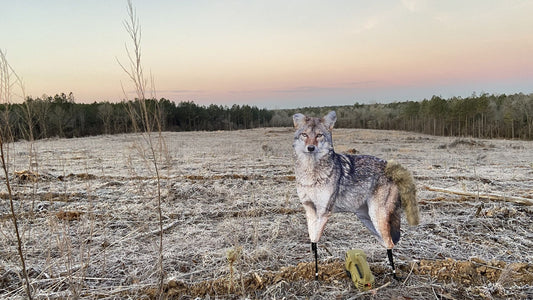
[438,138,493,149]
[14,170,39,182]
[266,128,294,134]
[72,173,96,180]
[157,258,533,299]
[482,206,519,218]
[183,173,295,182]
[286,175,296,181]
[226,245,243,294]
[405,258,533,286]
[0,192,18,200]
[14,170,53,182]
[13,171,97,182]
[345,148,359,154]
[0,213,13,221]
[496,262,533,287]
[184,174,250,181]
[55,210,84,221]
[0,268,19,293]
[41,192,76,202]
[163,261,347,298]
[184,174,206,180]
[262,144,274,155]
[65,173,97,180]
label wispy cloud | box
[156,89,206,94]
[402,0,427,12]
[271,80,377,93]
[273,86,329,93]
[233,81,380,94]
[351,15,384,34]
[433,13,450,23]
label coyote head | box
[293,111,337,159]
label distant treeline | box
[272,92,533,140]
[0,93,273,140]
[1,92,532,141]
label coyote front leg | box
[302,201,330,243]
[302,201,330,280]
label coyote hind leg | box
[387,249,399,280]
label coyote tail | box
[385,160,419,225]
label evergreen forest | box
[1,92,532,141]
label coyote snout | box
[292,111,419,280]
[299,133,319,153]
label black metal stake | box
[312,242,318,280]
[387,249,398,280]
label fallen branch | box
[423,186,533,206]
[137,220,180,240]
[347,281,391,300]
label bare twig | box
[136,220,180,240]
[117,1,166,298]
[403,261,416,284]
[423,185,533,206]
[346,281,391,299]
[0,49,33,299]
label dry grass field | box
[1,128,532,299]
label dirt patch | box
[147,258,533,299]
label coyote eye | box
[316,133,323,138]
[301,133,308,138]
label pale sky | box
[2,0,532,108]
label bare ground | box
[1,128,532,299]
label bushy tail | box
[385,160,419,225]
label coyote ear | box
[293,113,306,128]
[322,111,337,131]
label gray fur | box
[293,111,418,249]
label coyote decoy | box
[292,111,419,280]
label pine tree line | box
[1,92,531,141]
[273,92,533,140]
[1,93,273,140]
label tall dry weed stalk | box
[117,1,166,297]
[0,49,33,299]
[226,245,243,294]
